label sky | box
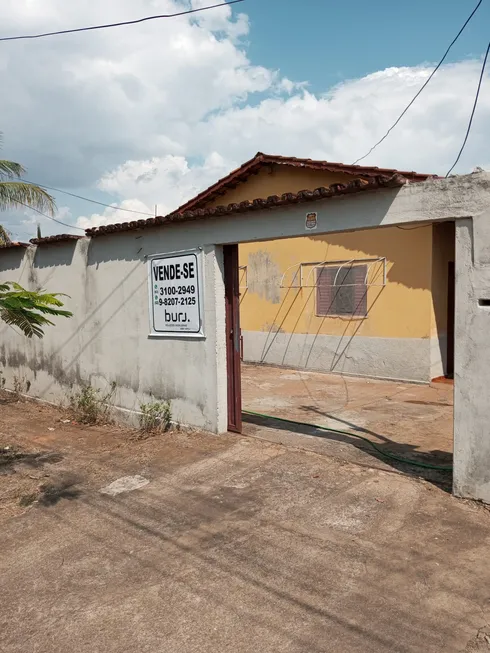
[0,0,489,240]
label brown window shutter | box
[316,266,335,316]
[316,264,368,317]
[352,265,368,316]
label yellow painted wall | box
[206,164,435,340]
[206,164,352,207]
[239,227,433,339]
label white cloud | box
[192,61,490,174]
[76,198,151,230]
[0,0,275,188]
[75,152,232,228]
[1,1,489,235]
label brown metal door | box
[224,244,242,432]
[447,261,455,377]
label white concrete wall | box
[0,236,227,433]
[243,332,433,383]
[430,335,447,380]
[453,214,490,502]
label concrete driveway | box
[242,363,453,469]
[1,396,489,652]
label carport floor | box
[242,363,453,479]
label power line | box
[446,41,490,178]
[0,1,244,42]
[0,224,34,240]
[12,232,34,241]
[24,180,154,216]
[15,201,85,232]
[352,0,484,165]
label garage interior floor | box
[241,363,453,483]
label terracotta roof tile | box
[86,173,408,238]
[174,151,436,213]
[0,241,30,249]
[30,234,83,245]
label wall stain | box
[261,323,284,334]
[26,248,38,289]
[3,346,82,388]
[248,250,281,304]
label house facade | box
[177,153,453,383]
[2,170,490,501]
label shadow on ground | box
[242,411,453,491]
[37,476,83,506]
[1,446,81,508]
[0,448,64,473]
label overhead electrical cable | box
[24,180,154,216]
[14,201,85,232]
[0,1,245,42]
[352,0,484,165]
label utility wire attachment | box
[445,41,490,178]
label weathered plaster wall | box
[239,226,434,339]
[453,214,490,502]
[243,332,433,382]
[0,237,227,433]
[238,226,435,382]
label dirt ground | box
[242,363,453,480]
[0,391,232,521]
[2,390,490,653]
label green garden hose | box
[242,410,453,472]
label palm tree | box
[0,224,11,246]
[0,158,56,243]
[0,145,71,336]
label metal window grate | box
[316,264,368,317]
[280,257,386,289]
[239,265,248,290]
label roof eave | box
[174,152,436,214]
[86,173,410,239]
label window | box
[316,265,368,317]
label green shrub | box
[139,400,172,434]
[70,382,116,424]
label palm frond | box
[0,281,72,338]
[0,224,11,246]
[2,284,69,308]
[3,281,23,291]
[0,181,56,216]
[0,160,26,180]
[0,307,52,338]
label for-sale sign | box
[149,251,202,335]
